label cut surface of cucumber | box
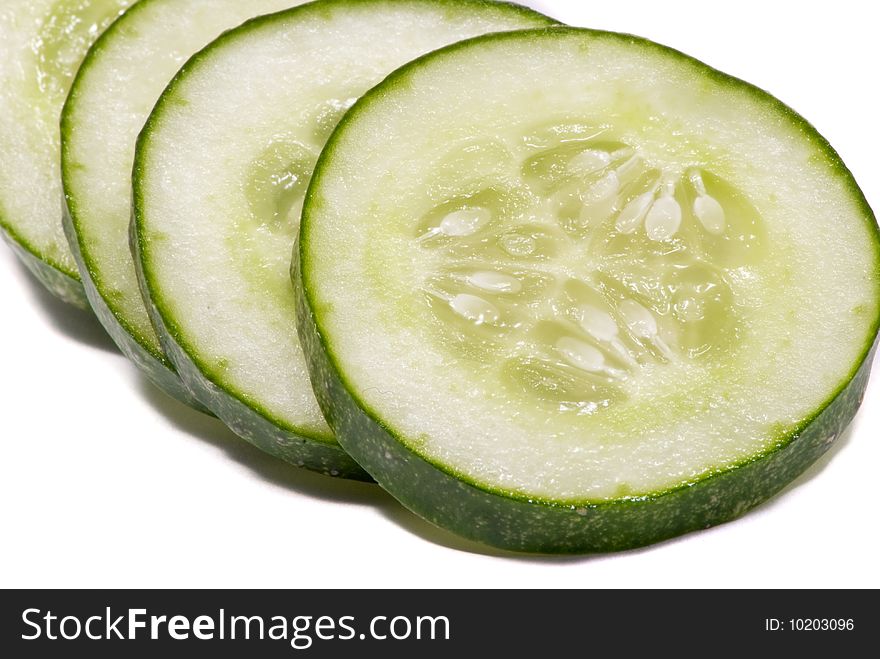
[297,28,880,551]
[133,0,555,477]
[0,0,135,307]
[62,0,309,408]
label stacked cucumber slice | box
[296,30,880,552]
[131,0,552,477]
[62,0,310,409]
[1,0,877,553]
[0,0,135,306]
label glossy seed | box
[469,271,523,294]
[694,194,726,235]
[582,170,620,205]
[645,196,682,241]
[579,305,620,342]
[618,299,659,338]
[568,149,612,175]
[450,294,501,325]
[556,337,606,373]
[439,207,491,237]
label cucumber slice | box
[61,0,309,409]
[132,1,556,477]
[297,28,880,552]
[0,0,135,307]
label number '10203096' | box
[765,619,855,631]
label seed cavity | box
[245,138,315,232]
[674,296,705,322]
[503,357,624,411]
[450,294,501,326]
[420,125,756,413]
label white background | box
[1,0,878,588]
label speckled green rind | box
[0,227,87,308]
[130,216,370,481]
[296,27,880,553]
[56,199,211,411]
[296,247,876,551]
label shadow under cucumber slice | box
[0,0,136,308]
[62,0,316,410]
[296,28,880,550]
[132,0,556,479]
